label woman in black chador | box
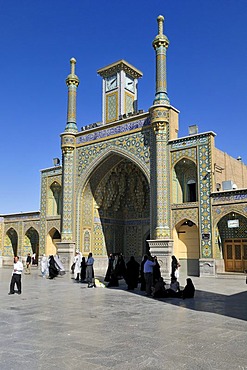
[153,256,161,284]
[171,255,179,280]
[48,255,58,279]
[115,254,126,280]
[125,256,140,290]
[104,254,114,282]
[80,257,86,282]
[182,278,195,299]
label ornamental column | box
[57,58,79,270]
[148,16,173,276]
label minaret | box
[58,58,79,269]
[153,15,170,106]
[65,58,79,133]
[148,15,174,277]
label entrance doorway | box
[80,156,150,263]
[174,219,199,276]
[224,239,247,272]
[46,228,61,256]
[217,212,247,272]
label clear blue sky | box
[1,0,247,214]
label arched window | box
[187,179,197,202]
[173,159,197,204]
[48,182,62,216]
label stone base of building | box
[215,259,225,274]
[179,258,199,277]
[147,239,173,278]
[3,256,14,266]
[56,242,75,272]
[93,256,109,277]
[199,258,215,276]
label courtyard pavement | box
[0,266,247,370]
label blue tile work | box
[198,140,212,258]
[76,130,151,181]
[39,170,62,255]
[170,133,214,258]
[77,117,150,145]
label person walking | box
[86,252,95,287]
[25,253,32,274]
[40,254,48,278]
[171,255,179,280]
[8,256,24,295]
[48,255,59,279]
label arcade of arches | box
[3,226,39,259]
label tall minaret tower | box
[58,58,79,268]
[65,58,80,133]
[148,16,178,276]
[153,15,170,106]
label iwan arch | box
[1,15,247,277]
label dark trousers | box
[10,274,22,294]
[144,272,153,295]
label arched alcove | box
[24,227,39,262]
[78,154,150,265]
[217,212,247,272]
[47,182,62,216]
[4,228,18,257]
[173,219,200,276]
[5,228,18,256]
[46,228,61,256]
[173,158,197,204]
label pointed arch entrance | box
[24,227,39,263]
[216,212,247,272]
[46,228,61,256]
[4,228,18,257]
[173,219,200,276]
[78,154,150,266]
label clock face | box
[106,74,117,91]
[125,75,135,92]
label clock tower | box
[97,60,142,124]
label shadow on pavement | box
[102,277,247,322]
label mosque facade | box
[1,16,247,277]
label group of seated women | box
[152,276,195,299]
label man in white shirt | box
[143,255,156,296]
[8,256,23,295]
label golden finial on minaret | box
[157,15,164,35]
[153,15,169,49]
[66,58,80,87]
